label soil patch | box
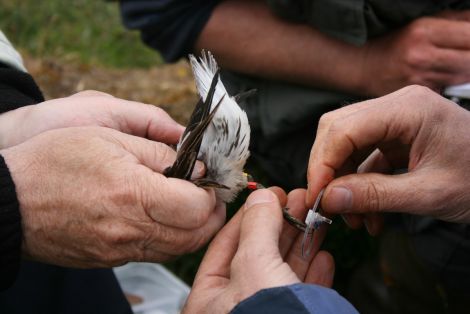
[24,55,198,125]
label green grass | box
[0,0,161,68]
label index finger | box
[306,86,434,205]
[109,99,185,144]
[427,18,470,50]
[67,93,185,144]
[435,10,470,23]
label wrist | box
[0,105,33,149]
[305,35,370,96]
[334,43,373,96]
[353,41,384,97]
[1,145,40,262]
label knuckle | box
[407,19,431,39]
[327,118,347,139]
[403,48,429,69]
[87,240,129,267]
[97,220,141,246]
[135,174,159,212]
[154,142,175,165]
[409,84,432,94]
[191,207,212,229]
[318,112,335,130]
[405,85,435,101]
[103,228,133,246]
[147,105,175,124]
[110,177,139,207]
[362,180,385,212]
[101,252,128,267]
[152,105,167,116]
[328,118,341,132]
[73,90,113,98]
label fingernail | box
[245,189,276,209]
[327,187,352,212]
[191,161,206,180]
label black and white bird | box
[164,51,331,257]
[165,51,251,203]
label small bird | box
[165,51,251,203]
[164,51,331,255]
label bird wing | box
[164,71,221,180]
[189,50,251,202]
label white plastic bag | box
[114,263,190,314]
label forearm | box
[195,0,367,94]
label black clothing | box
[0,262,132,314]
[120,0,220,62]
[0,154,21,291]
[0,65,44,110]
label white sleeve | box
[0,31,27,72]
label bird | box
[164,50,251,203]
[164,51,332,257]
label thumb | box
[322,171,436,216]
[111,131,205,176]
[238,189,283,256]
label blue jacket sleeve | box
[231,283,358,314]
[119,0,221,62]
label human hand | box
[0,126,225,268]
[360,13,470,96]
[307,85,470,227]
[183,188,334,314]
[0,90,184,148]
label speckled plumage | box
[182,51,251,202]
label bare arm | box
[195,0,366,95]
[196,1,470,97]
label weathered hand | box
[183,188,334,314]
[307,86,470,225]
[360,13,470,96]
[0,126,225,268]
[0,90,184,148]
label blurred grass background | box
[0,0,160,68]
[0,0,377,293]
